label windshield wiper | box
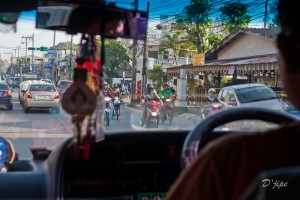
[242,96,278,103]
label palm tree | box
[159,32,185,66]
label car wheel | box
[24,106,30,113]
[8,104,13,110]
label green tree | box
[268,0,279,28]
[98,39,131,72]
[220,1,251,33]
[49,41,78,52]
[147,64,170,92]
[179,0,212,53]
[159,32,185,65]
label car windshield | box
[0,0,298,160]
[235,86,278,103]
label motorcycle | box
[200,102,223,120]
[112,96,121,120]
[143,100,161,128]
[104,96,112,126]
[160,96,174,126]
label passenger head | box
[163,83,169,90]
[277,0,300,109]
[208,88,216,98]
[147,84,154,92]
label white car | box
[23,83,60,113]
[217,84,286,112]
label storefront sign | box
[228,65,235,75]
[193,53,205,66]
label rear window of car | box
[236,86,278,103]
[12,77,20,81]
[0,84,9,90]
[30,85,56,92]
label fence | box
[186,88,221,108]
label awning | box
[166,54,279,76]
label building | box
[166,28,281,87]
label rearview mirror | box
[36,3,148,40]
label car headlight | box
[104,97,111,101]
[166,99,171,102]
[151,112,158,116]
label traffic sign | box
[28,47,40,50]
[40,47,48,51]
[28,47,48,51]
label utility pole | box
[264,0,269,28]
[17,46,20,82]
[22,35,33,78]
[52,31,56,83]
[131,0,139,105]
[32,33,34,72]
[69,35,73,80]
[142,2,150,95]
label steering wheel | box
[181,107,299,169]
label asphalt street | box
[0,90,202,159]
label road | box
[0,90,202,159]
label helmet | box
[147,84,154,89]
[113,83,118,88]
[163,82,169,87]
[103,81,108,85]
[208,88,216,93]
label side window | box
[220,89,228,101]
[227,90,236,102]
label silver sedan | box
[23,83,60,113]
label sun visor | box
[68,5,148,40]
[0,0,37,12]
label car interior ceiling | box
[2,1,300,200]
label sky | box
[0,0,270,60]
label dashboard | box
[61,131,187,199]
[0,130,188,200]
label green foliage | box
[220,1,251,33]
[220,77,232,88]
[159,32,185,65]
[147,64,170,91]
[98,39,131,72]
[49,42,78,51]
[268,0,279,28]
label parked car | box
[0,83,13,110]
[23,83,60,113]
[217,83,286,111]
[6,77,21,88]
[56,80,73,99]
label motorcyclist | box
[159,83,173,120]
[140,84,162,126]
[159,83,173,99]
[103,82,114,119]
[103,82,113,98]
[205,88,219,103]
[202,88,221,117]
